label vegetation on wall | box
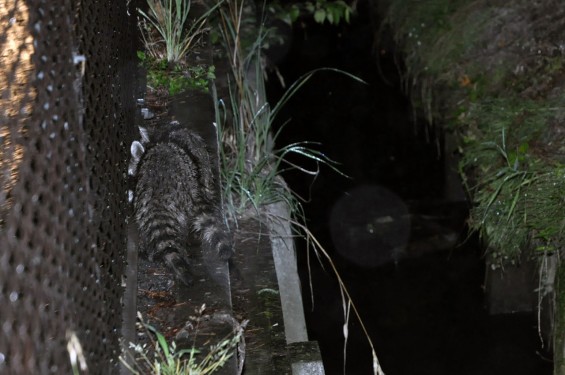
[379,0,565,266]
[137,0,222,94]
[460,98,565,266]
[138,51,215,94]
[379,0,565,372]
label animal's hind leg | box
[164,251,193,286]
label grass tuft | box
[138,0,223,63]
[120,310,246,375]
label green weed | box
[213,0,354,219]
[267,0,353,26]
[138,51,215,94]
[120,310,245,375]
[138,0,223,63]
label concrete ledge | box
[288,341,326,375]
[228,211,325,374]
[266,201,325,374]
[266,201,308,344]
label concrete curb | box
[266,201,326,375]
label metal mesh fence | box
[0,0,138,373]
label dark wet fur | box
[130,124,233,285]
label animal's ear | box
[138,126,150,143]
[128,140,145,176]
[130,140,144,160]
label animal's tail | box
[164,250,193,286]
[193,212,234,260]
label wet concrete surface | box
[230,218,291,375]
[124,84,237,373]
[127,206,303,375]
[132,238,236,374]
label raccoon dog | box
[129,123,233,285]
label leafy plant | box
[214,0,354,218]
[267,0,354,26]
[138,0,222,63]
[306,0,353,25]
[138,51,215,94]
[465,128,535,264]
[457,97,563,267]
[120,310,245,375]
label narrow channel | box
[267,2,552,374]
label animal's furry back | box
[130,124,233,284]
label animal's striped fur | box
[129,123,233,285]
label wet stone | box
[230,218,292,375]
[288,341,325,375]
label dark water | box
[267,5,552,375]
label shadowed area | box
[267,1,553,373]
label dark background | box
[266,2,552,374]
